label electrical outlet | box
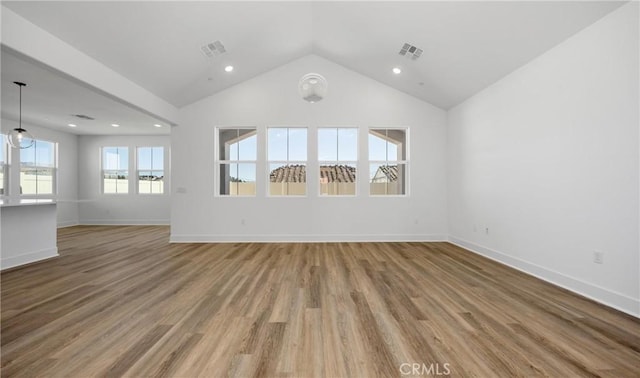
[593,251,604,264]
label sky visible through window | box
[21,139,55,167]
[318,128,357,161]
[138,147,164,170]
[103,147,128,170]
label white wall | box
[447,3,639,316]
[1,119,79,227]
[77,135,171,225]
[172,55,448,242]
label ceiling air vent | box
[201,40,226,58]
[73,114,95,120]
[399,43,423,60]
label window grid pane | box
[217,128,257,196]
[20,139,56,195]
[319,127,357,196]
[268,127,307,196]
[137,147,164,194]
[368,129,407,196]
[103,147,128,194]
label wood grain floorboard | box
[1,225,639,377]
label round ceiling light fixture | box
[298,73,327,103]
[224,65,234,73]
[392,67,402,75]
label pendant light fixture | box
[8,81,34,149]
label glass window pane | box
[104,170,128,194]
[20,167,37,194]
[103,147,117,170]
[237,130,257,161]
[36,168,53,194]
[139,170,164,194]
[219,129,238,160]
[369,163,406,195]
[368,131,387,161]
[36,141,55,167]
[139,170,151,194]
[219,163,256,196]
[20,143,36,167]
[268,128,288,161]
[320,164,356,196]
[288,128,307,161]
[103,147,128,170]
[118,148,129,170]
[338,128,358,161]
[318,128,338,161]
[387,129,406,160]
[269,163,306,196]
[138,148,152,170]
[152,147,164,170]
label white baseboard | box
[448,236,640,318]
[1,247,59,271]
[80,219,170,226]
[58,220,80,228]
[170,233,447,243]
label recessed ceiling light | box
[68,123,77,128]
[224,65,234,73]
[392,67,402,75]
[111,123,120,127]
[154,124,162,128]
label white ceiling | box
[1,48,170,135]
[1,1,626,120]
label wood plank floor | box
[1,226,639,377]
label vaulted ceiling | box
[1,1,626,133]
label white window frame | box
[368,127,409,197]
[267,126,308,197]
[0,134,7,196]
[20,138,57,197]
[102,146,129,195]
[318,127,358,197]
[215,127,257,197]
[136,146,165,195]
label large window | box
[0,135,6,195]
[137,147,164,194]
[369,128,407,195]
[102,147,129,194]
[20,138,56,196]
[268,127,307,196]
[217,128,257,196]
[318,127,357,196]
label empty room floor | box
[1,226,639,377]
